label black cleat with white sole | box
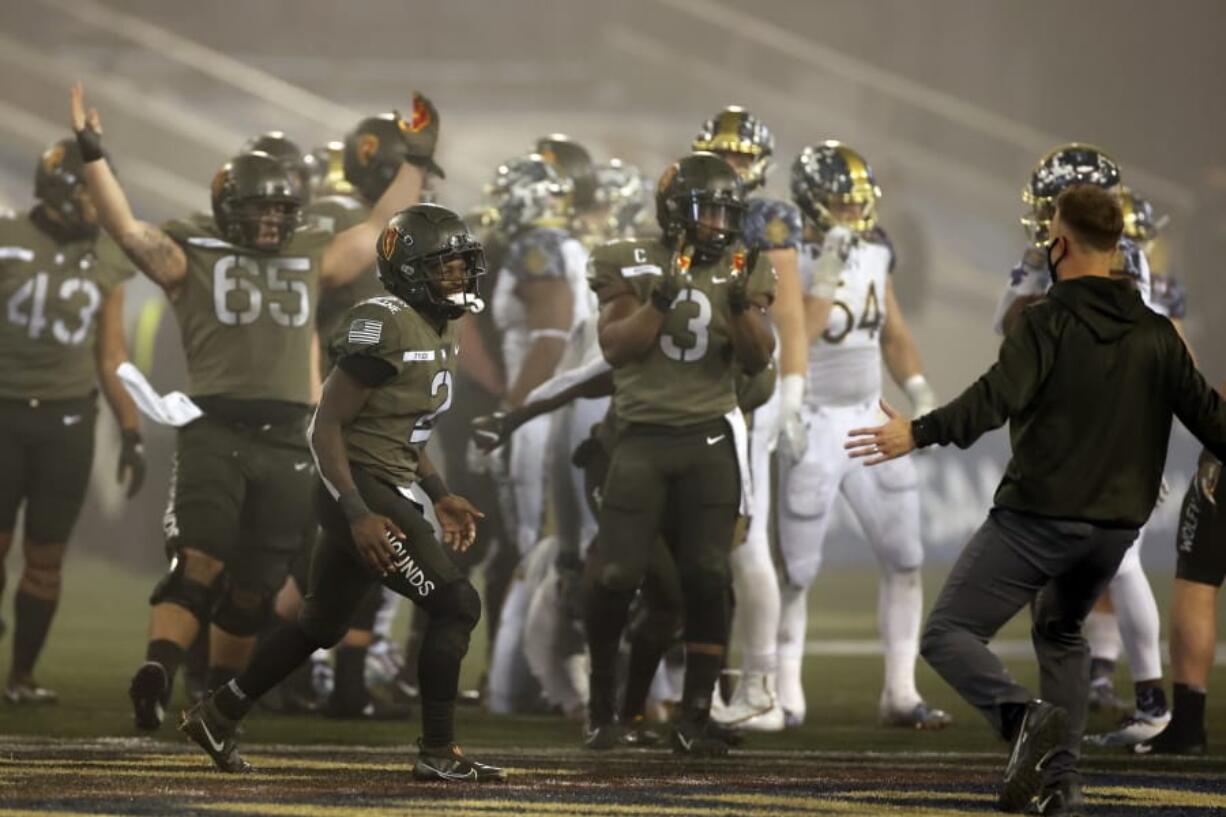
[129,662,168,731]
[671,717,737,757]
[1025,778,1085,816]
[412,741,506,782]
[179,697,252,773]
[583,719,622,750]
[1000,700,1068,813]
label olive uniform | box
[156,214,329,610]
[585,237,775,591]
[0,210,133,542]
[300,295,466,646]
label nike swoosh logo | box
[1036,794,1056,812]
[706,435,726,445]
[711,276,728,283]
[418,760,477,780]
[198,719,225,753]
[63,415,82,426]
[676,732,694,751]
[294,462,310,472]
[1006,711,1028,772]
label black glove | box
[118,429,146,498]
[727,246,759,314]
[652,241,692,312]
[397,92,444,178]
[471,411,512,453]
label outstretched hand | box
[435,494,484,552]
[70,83,102,134]
[844,399,915,465]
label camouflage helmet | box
[536,134,597,209]
[211,151,302,252]
[1021,143,1122,244]
[343,113,410,204]
[593,158,651,241]
[790,141,882,235]
[376,203,485,320]
[692,106,775,191]
[485,154,573,236]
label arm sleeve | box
[912,310,1047,449]
[1168,324,1226,461]
[525,353,613,404]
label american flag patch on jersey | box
[347,319,383,345]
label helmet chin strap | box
[448,291,485,315]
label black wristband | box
[420,472,450,503]
[75,127,104,163]
[121,428,143,450]
[910,416,933,449]
[651,288,674,313]
[338,490,372,523]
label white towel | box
[116,362,203,427]
[724,406,752,516]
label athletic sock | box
[213,679,253,721]
[233,623,317,701]
[146,639,187,703]
[12,591,57,678]
[1169,683,1207,738]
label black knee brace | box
[212,582,273,637]
[148,560,218,622]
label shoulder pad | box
[864,226,896,272]
[507,226,568,279]
[743,197,802,250]
[163,214,230,248]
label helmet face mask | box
[212,152,302,253]
[377,204,486,322]
[790,142,881,236]
[35,138,97,235]
[693,107,775,191]
[657,153,746,262]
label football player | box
[242,131,313,205]
[69,82,440,729]
[693,106,808,730]
[0,138,145,704]
[584,152,776,755]
[999,147,1170,745]
[485,153,591,712]
[181,204,503,781]
[776,142,950,730]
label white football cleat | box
[1085,708,1172,747]
[713,672,784,732]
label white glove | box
[904,374,938,417]
[808,226,855,299]
[775,374,808,462]
[466,438,499,477]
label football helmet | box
[243,131,311,203]
[692,106,775,191]
[343,113,411,204]
[656,152,745,261]
[485,154,573,236]
[536,134,596,209]
[1021,143,1121,244]
[211,151,301,252]
[376,203,485,320]
[1119,186,1165,245]
[790,141,881,235]
[34,138,96,231]
[593,159,651,241]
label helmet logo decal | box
[402,96,432,134]
[656,164,679,196]
[41,145,65,174]
[379,226,399,260]
[356,134,380,167]
[539,147,557,166]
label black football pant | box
[920,508,1136,783]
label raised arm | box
[71,84,186,293]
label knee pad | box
[212,582,273,637]
[148,559,218,621]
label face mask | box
[1046,237,1067,282]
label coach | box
[845,184,1226,816]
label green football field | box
[1,554,1225,816]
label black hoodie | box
[912,276,1226,528]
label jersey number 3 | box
[659,289,711,362]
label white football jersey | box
[492,226,592,385]
[798,232,894,406]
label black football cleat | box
[1133,725,1208,756]
[129,662,168,731]
[583,718,622,750]
[1026,778,1085,816]
[412,741,506,782]
[1000,700,1069,813]
[179,696,251,773]
[671,718,736,757]
[619,716,662,747]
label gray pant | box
[921,508,1137,781]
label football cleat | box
[413,741,506,782]
[1085,708,1171,747]
[3,681,58,705]
[1025,778,1086,816]
[881,701,954,731]
[715,672,784,732]
[1086,677,1127,713]
[671,718,738,757]
[1132,726,1208,756]
[179,697,252,773]
[619,716,662,747]
[128,662,168,731]
[583,719,622,751]
[1000,701,1069,813]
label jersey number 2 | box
[408,370,453,444]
